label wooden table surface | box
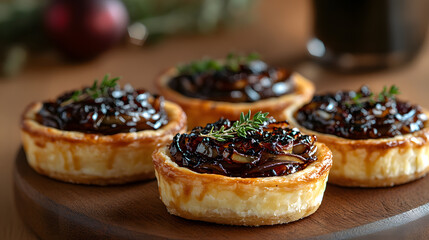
[2,1,429,239]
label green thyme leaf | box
[200,110,270,141]
[176,52,261,75]
[64,74,121,106]
[345,85,400,107]
[388,85,400,97]
[247,52,260,61]
[70,90,82,101]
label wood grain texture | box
[14,148,429,240]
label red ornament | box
[44,0,128,60]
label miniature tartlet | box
[21,75,186,185]
[152,112,332,226]
[285,86,429,187]
[156,53,314,128]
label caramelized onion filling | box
[169,119,317,178]
[168,60,295,103]
[295,86,428,139]
[36,85,168,135]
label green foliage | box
[70,90,82,102]
[347,85,400,107]
[200,110,270,141]
[122,0,255,37]
[177,52,260,75]
[0,0,256,77]
[177,58,222,75]
[84,74,120,99]
[378,85,399,101]
[63,74,120,106]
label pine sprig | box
[200,110,269,141]
[347,85,400,107]
[61,74,121,106]
[177,52,260,75]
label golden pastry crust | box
[152,143,332,226]
[284,105,429,187]
[156,68,315,129]
[21,101,187,185]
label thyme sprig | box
[177,52,260,75]
[61,74,121,106]
[225,52,260,72]
[377,85,400,101]
[347,85,400,107]
[200,110,269,141]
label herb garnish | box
[200,110,269,141]
[225,52,260,72]
[377,85,400,101]
[346,85,400,107]
[61,74,121,106]
[177,52,260,75]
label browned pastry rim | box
[284,105,429,187]
[156,68,315,129]
[152,142,332,226]
[21,100,187,185]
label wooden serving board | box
[13,148,429,240]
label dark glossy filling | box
[295,86,428,139]
[36,85,168,135]
[169,119,317,178]
[168,60,295,103]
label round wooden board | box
[13,148,429,240]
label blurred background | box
[0,0,428,77]
[1,0,429,238]
[0,0,259,77]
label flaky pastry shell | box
[152,143,332,226]
[21,101,186,185]
[156,68,315,129]
[285,105,429,187]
